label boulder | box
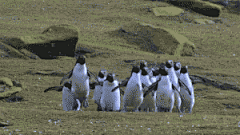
[113,22,195,56]
[0,42,30,59]
[168,0,223,17]
[152,6,184,16]
[0,77,24,98]
[0,77,13,87]
[0,86,22,98]
[2,24,79,59]
[19,49,40,60]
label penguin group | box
[60,56,195,114]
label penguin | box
[71,55,90,110]
[173,62,192,96]
[139,67,157,112]
[174,61,181,78]
[165,60,182,113]
[60,64,96,89]
[93,70,107,111]
[155,67,175,112]
[150,68,160,83]
[122,66,143,112]
[100,73,121,112]
[62,82,81,111]
[179,66,195,114]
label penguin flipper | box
[111,85,120,92]
[178,79,191,96]
[120,88,125,95]
[143,83,158,98]
[120,78,129,87]
[60,69,73,85]
[44,86,63,92]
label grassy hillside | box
[1,0,240,134]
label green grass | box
[1,0,240,134]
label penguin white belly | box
[179,76,195,113]
[156,85,174,109]
[140,76,156,112]
[150,77,157,83]
[140,91,156,112]
[93,85,103,104]
[123,83,143,109]
[62,88,75,111]
[101,81,120,111]
[72,75,90,100]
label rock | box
[56,56,73,60]
[12,80,22,87]
[0,42,30,59]
[5,96,25,102]
[0,77,13,87]
[19,49,41,60]
[194,19,216,25]
[113,22,195,56]
[152,6,184,17]
[0,122,10,127]
[3,24,79,59]
[0,86,22,98]
[168,0,223,17]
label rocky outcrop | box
[152,6,184,17]
[0,77,24,99]
[168,0,223,17]
[1,24,79,59]
[113,22,196,56]
[0,42,30,59]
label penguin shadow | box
[189,74,240,92]
[44,82,97,93]
[25,70,66,77]
[222,103,240,109]
[0,122,11,127]
[0,95,27,103]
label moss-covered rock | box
[114,22,195,57]
[168,0,223,17]
[1,24,79,59]
[0,77,13,87]
[152,6,184,16]
[0,86,22,98]
[0,42,30,59]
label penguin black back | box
[141,67,148,76]
[159,67,168,76]
[165,60,172,68]
[140,61,147,70]
[180,66,188,74]
[106,73,114,83]
[152,69,160,76]
[174,62,181,71]
[64,82,72,90]
[98,70,105,78]
[76,55,86,65]
[131,66,140,74]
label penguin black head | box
[180,66,188,74]
[141,67,149,76]
[159,67,168,76]
[152,68,160,76]
[98,70,107,78]
[131,66,140,74]
[165,60,173,68]
[76,55,86,65]
[174,62,181,71]
[140,61,147,70]
[64,82,72,90]
[106,73,115,83]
